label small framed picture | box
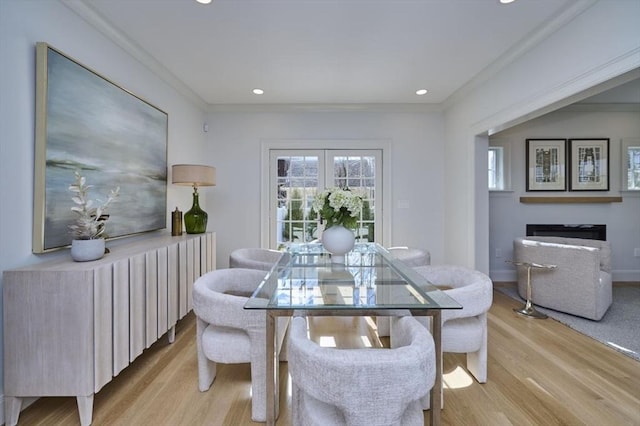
[569,138,609,191]
[526,139,567,191]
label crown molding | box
[205,103,444,113]
[61,0,208,111]
[482,57,640,135]
[563,103,640,112]
[443,0,599,110]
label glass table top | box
[244,243,462,311]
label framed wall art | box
[622,137,640,191]
[525,139,567,191]
[568,138,609,191]
[33,42,168,253]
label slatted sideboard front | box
[3,232,216,426]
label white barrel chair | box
[378,246,431,337]
[288,315,435,426]
[229,247,288,271]
[413,265,493,384]
[192,268,290,422]
[386,246,431,267]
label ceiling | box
[79,0,589,106]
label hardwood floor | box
[15,289,640,425]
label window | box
[488,147,503,190]
[488,139,511,191]
[623,138,640,190]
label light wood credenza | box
[3,232,216,426]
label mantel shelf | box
[520,196,623,204]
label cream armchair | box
[229,247,288,271]
[288,315,435,426]
[192,268,290,422]
[513,236,612,320]
[378,246,431,337]
[386,246,431,267]
[413,265,493,384]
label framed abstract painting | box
[33,42,168,253]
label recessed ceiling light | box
[252,88,264,95]
[415,89,428,96]
[196,0,212,4]
[500,0,516,4]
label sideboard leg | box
[168,325,176,343]
[77,394,94,426]
[5,396,22,426]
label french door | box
[268,149,382,249]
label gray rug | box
[497,286,640,362]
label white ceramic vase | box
[321,225,355,263]
[71,238,106,262]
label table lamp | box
[172,164,216,234]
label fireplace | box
[526,224,606,241]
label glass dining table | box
[244,243,461,426]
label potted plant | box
[68,171,119,261]
[311,187,363,263]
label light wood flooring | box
[14,287,640,425]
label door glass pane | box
[275,155,320,248]
[327,153,378,243]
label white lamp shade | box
[172,164,216,187]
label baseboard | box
[492,281,516,288]
[489,270,516,282]
[494,281,637,287]
[613,270,640,282]
[490,269,640,283]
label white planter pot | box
[321,225,355,263]
[71,239,105,262]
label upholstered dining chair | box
[288,315,435,426]
[386,246,431,267]
[229,247,288,271]
[378,246,432,337]
[192,268,289,422]
[413,265,493,385]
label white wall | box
[203,109,446,268]
[1,0,639,421]
[0,0,208,417]
[489,108,640,282]
[442,0,640,274]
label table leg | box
[431,311,442,426]
[266,312,276,426]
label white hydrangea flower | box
[311,187,364,229]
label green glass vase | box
[184,191,208,234]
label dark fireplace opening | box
[526,224,606,241]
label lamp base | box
[184,191,208,234]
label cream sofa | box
[513,236,612,320]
